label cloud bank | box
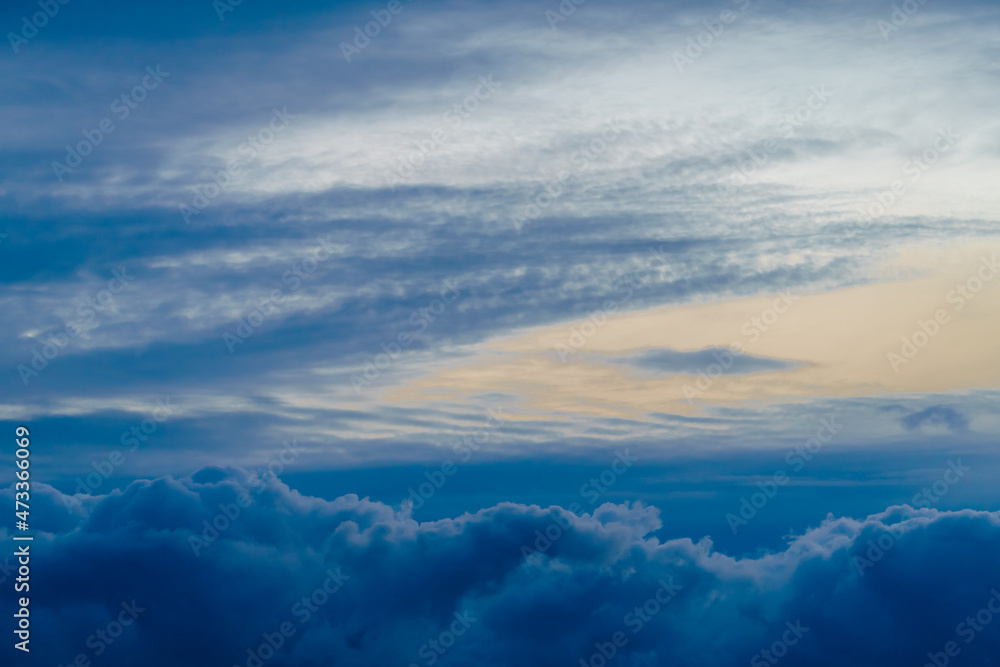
[4,470,1000,666]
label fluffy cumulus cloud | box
[3,470,1000,667]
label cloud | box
[388,244,1000,418]
[2,2,999,664]
[4,470,1000,666]
[1,0,997,466]
[613,347,802,376]
[903,405,970,432]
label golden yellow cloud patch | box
[387,243,1000,419]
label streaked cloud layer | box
[0,0,995,482]
[391,241,1000,417]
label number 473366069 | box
[15,425,30,524]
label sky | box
[1,0,999,665]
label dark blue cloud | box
[610,347,802,376]
[3,471,1000,666]
[902,405,969,432]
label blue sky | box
[2,0,1000,664]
